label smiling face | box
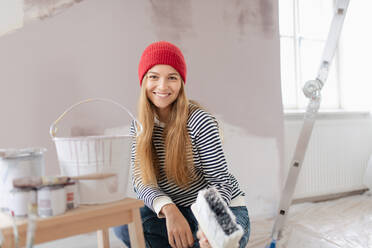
[144,64,182,120]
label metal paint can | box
[8,187,36,216]
[64,181,79,209]
[37,185,66,217]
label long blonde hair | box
[135,78,195,187]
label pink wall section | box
[0,0,283,218]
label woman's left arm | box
[194,114,233,205]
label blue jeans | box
[113,205,250,248]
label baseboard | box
[292,188,369,204]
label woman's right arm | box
[130,121,172,214]
[130,122,194,248]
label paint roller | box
[191,187,244,248]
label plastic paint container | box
[37,185,66,217]
[8,188,36,217]
[0,148,46,211]
[65,181,79,209]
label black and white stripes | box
[130,104,245,211]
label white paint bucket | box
[50,98,142,204]
[0,148,46,210]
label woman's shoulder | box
[188,102,214,121]
[188,102,218,131]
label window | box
[279,0,372,111]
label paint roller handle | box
[49,98,143,138]
[44,173,117,184]
[69,173,116,180]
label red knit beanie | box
[138,41,187,86]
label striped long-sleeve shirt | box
[130,103,245,215]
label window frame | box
[280,0,343,111]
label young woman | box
[114,41,250,248]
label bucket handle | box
[50,98,143,138]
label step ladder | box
[268,0,350,247]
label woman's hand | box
[196,229,212,248]
[161,204,194,248]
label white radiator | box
[284,113,372,199]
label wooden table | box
[0,198,145,248]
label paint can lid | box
[10,187,35,193]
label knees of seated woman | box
[113,205,250,248]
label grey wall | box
[0,0,283,218]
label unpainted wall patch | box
[149,0,193,42]
[24,0,84,20]
[223,0,275,38]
